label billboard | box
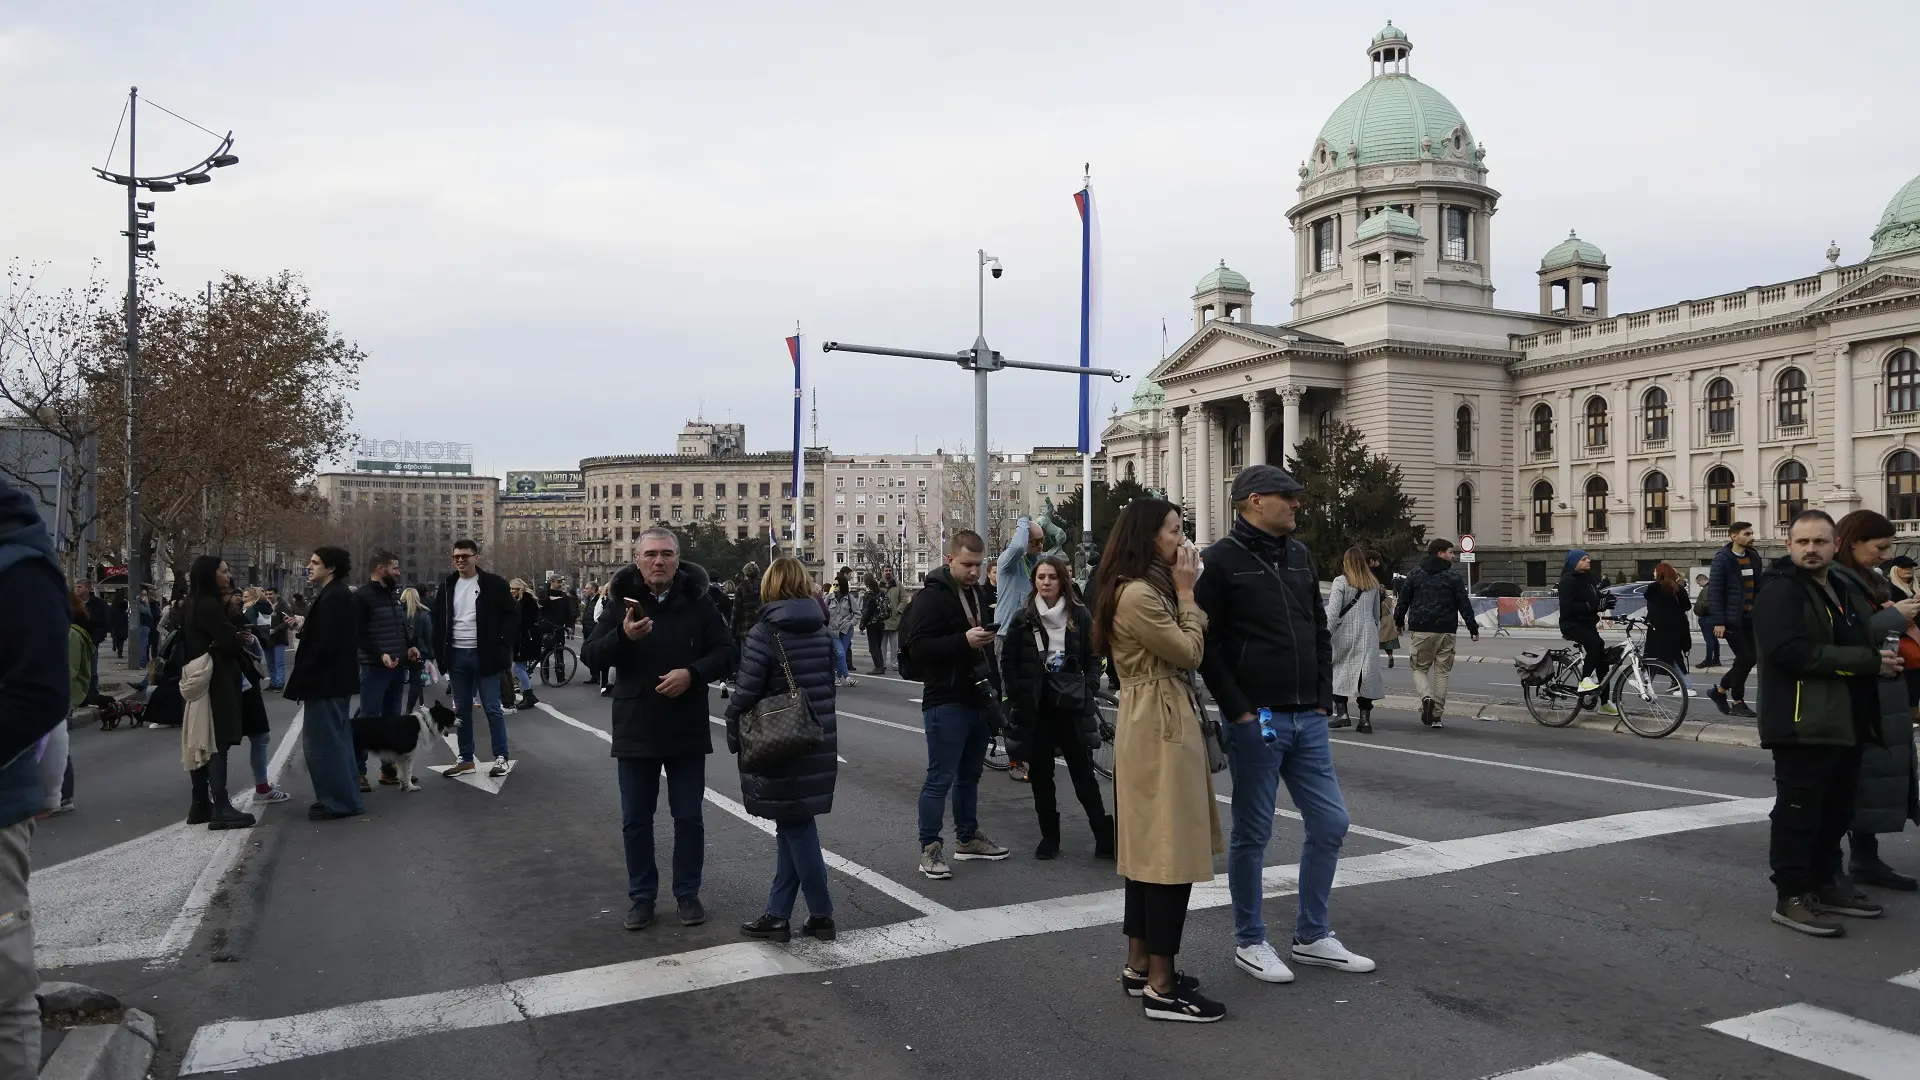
[354,437,473,473]
[504,470,585,500]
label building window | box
[1531,480,1554,535]
[1454,404,1473,458]
[758,504,770,519]
[1443,206,1469,260]
[1316,409,1335,443]
[1643,471,1669,531]
[1889,350,1920,415]
[1227,425,1244,470]
[1705,466,1736,528]
[649,504,660,519]
[1888,451,1920,521]
[1531,403,1554,454]
[1584,396,1608,449]
[804,482,815,497]
[1642,387,1668,441]
[1776,460,1808,524]
[1313,217,1338,272]
[1705,378,1735,434]
[1455,482,1473,537]
[1584,476,1609,533]
[1776,368,1807,427]
[1525,560,1548,588]
[671,505,683,521]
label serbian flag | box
[1073,182,1102,455]
[786,332,804,510]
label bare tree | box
[941,445,1015,553]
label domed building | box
[1111,22,1920,585]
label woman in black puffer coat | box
[725,557,839,943]
[1002,554,1112,860]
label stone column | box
[1169,407,1186,508]
[1557,388,1575,540]
[1244,391,1267,469]
[1594,279,1609,318]
[1740,360,1765,521]
[1611,380,1632,538]
[1194,406,1214,543]
[1673,371,1695,541]
[1830,342,1857,507]
[1281,386,1304,466]
[1538,279,1554,315]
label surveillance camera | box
[990,266,1003,279]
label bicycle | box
[1520,617,1688,737]
[537,624,577,687]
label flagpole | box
[1076,165,1098,574]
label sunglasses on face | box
[450,553,474,560]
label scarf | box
[1032,594,1070,664]
[1230,513,1288,563]
[1139,559,1178,606]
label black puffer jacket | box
[902,564,995,710]
[1195,518,1333,718]
[725,597,838,819]
[581,562,733,759]
[1395,554,1477,635]
[354,578,408,666]
[1001,602,1099,761]
[1557,567,1605,629]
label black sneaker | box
[1121,966,1200,998]
[1852,859,1920,891]
[624,902,654,931]
[1142,984,1225,1023]
[1708,686,1732,715]
[801,915,836,941]
[1771,894,1844,936]
[600,685,613,698]
[1729,701,1757,718]
[678,896,707,926]
[1419,698,1435,727]
[740,914,790,942]
[1812,884,1884,918]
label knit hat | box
[1564,548,1588,569]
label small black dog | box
[352,702,458,791]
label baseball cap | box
[1230,464,1305,502]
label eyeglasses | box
[450,552,475,560]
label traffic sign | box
[1460,551,1477,563]
[1459,534,1476,553]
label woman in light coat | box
[1094,498,1224,1023]
[1325,546,1385,735]
[825,568,860,687]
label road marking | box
[1328,738,1746,801]
[1707,1003,1920,1079]
[178,795,1771,1074]
[436,729,516,793]
[1207,793,1422,847]
[837,709,926,734]
[1893,968,1920,990]
[540,704,944,917]
[704,715,846,762]
[1485,1052,1669,1079]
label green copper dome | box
[1540,229,1607,270]
[1129,379,1165,413]
[1371,20,1408,46]
[1194,260,1251,294]
[1870,173,1920,259]
[1306,75,1471,180]
[1355,207,1421,241]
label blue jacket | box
[995,516,1037,633]
[0,477,71,829]
[1708,543,1760,629]
[725,597,837,819]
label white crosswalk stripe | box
[1706,1003,1920,1080]
[1487,1053,1667,1079]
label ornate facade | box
[1102,22,1920,584]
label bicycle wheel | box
[1092,710,1115,780]
[1613,659,1687,738]
[540,646,578,687]
[1523,669,1583,728]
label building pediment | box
[1150,322,1342,384]
[1806,267,1920,315]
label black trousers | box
[1028,707,1107,826]
[1720,622,1757,700]
[1770,744,1863,898]
[1561,623,1611,690]
[1123,879,1193,957]
[866,626,886,672]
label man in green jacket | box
[1753,509,1898,936]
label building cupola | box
[1193,260,1253,332]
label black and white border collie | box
[352,702,458,791]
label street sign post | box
[1459,533,1476,554]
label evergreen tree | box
[1286,422,1426,579]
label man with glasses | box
[433,539,520,778]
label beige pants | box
[1410,632,1459,710]
[0,819,36,1080]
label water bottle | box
[1257,706,1279,745]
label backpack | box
[1692,590,1710,619]
[869,590,892,626]
[1514,647,1553,685]
[895,599,923,682]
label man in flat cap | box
[1194,464,1373,989]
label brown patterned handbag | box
[737,630,824,771]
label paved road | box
[33,658,1919,1079]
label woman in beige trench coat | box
[1093,498,1225,1023]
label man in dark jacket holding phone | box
[582,527,733,933]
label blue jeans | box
[766,817,833,919]
[356,663,406,717]
[268,644,287,688]
[1227,709,1350,946]
[248,732,271,787]
[302,697,362,815]
[449,648,508,762]
[1699,620,1720,666]
[617,755,706,904]
[830,632,852,680]
[918,703,990,848]
[512,662,533,696]
[404,663,428,713]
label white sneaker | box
[843,675,858,687]
[1291,934,1375,973]
[489,756,509,777]
[1233,941,1295,983]
[1576,676,1600,692]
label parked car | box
[1603,581,1651,600]
[1471,581,1523,598]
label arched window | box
[1776,460,1808,524]
[1639,471,1669,532]
[1889,450,1920,521]
[1643,387,1669,442]
[1776,368,1807,428]
[1316,409,1335,443]
[1227,424,1245,470]
[1531,480,1555,536]
[1706,465,1736,528]
[1584,396,1609,449]
[1584,476,1609,533]
[1455,404,1473,458]
[1455,481,1473,537]
[1706,378,1736,435]
[1124,460,1136,483]
[1531,403,1554,455]
[1889,350,1920,415]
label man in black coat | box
[581,527,733,932]
[433,538,520,778]
[354,551,415,718]
[285,546,365,820]
[1393,538,1481,728]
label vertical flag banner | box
[786,332,805,550]
[1073,183,1102,455]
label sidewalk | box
[1386,691,1761,747]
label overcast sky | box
[6,2,1916,481]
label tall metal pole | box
[974,253,990,543]
[122,86,143,669]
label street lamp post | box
[822,251,1126,543]
[92,86,238,669]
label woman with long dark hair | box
[1003,554,1112,859]
[1093,498,1224,1023]
[1325,546,1384,734]
[1643,562,1694,679]
[508,578,542,710]
[181,555,256,830]
[1831,510,1920,891]
[825,568,859,687]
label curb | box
[1375,694,1762,748]
[38,983,157,1080]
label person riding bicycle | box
[1556,549,1618,715]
